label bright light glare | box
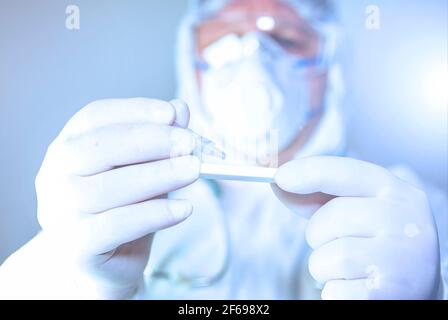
[256,16,276,31]
[422,68,448,110]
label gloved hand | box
[35,98,200,299]
[273,156,440,300]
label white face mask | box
[200,33,318,162]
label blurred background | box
[0,0,446,263]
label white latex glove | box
[34,98,200,299]
[273,156,440,300]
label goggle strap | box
[195,60,210,71]
[305,104,326,121]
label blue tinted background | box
[0,0,446,262]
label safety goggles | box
[194,9,330,72]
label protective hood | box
[175,0,347,160]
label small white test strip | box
[200,163,278,183]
